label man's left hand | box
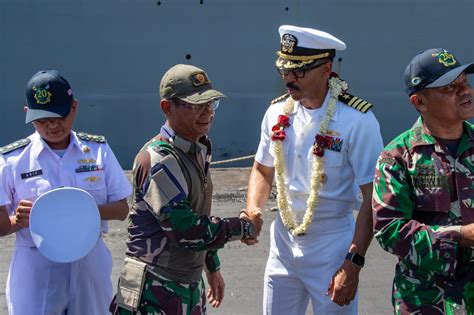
[206,270,225,308]
[326,259,360,306]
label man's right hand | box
[460,223,474,246]
[240,209,263,245]
[13,200,33,228]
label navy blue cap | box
[404,48,474,96]
[25,70,74,124]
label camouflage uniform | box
[373,117,474,314]
[111,124,243,315]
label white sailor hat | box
[276,25,346,69]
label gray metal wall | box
[1,0,473,168]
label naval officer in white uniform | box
[244,25,383,314]
[0,70,132,315]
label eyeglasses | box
[171,99,220,113]
[277,61,329,79]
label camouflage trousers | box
[393,264,474,315]
[110,269,206,315]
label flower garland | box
[272,73,348,236]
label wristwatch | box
[240,218,255,239]
[345,252,365,268]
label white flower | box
[273,76,346,236]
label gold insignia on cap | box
[190,72,210,87]
[82,146,91,153]
[432,51,457,67]
[281,33,297,54]
[33,86,52,105]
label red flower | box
[277,115,290,128]
[329,72,339,78]
[271,115,290,141]
[313,134,332,156]
[272,130,286,141]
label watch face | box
[346,252,365,267]
[352,254,364,266]
[247,222,255,238]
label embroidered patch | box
[33,85,52,105]
[432,51,457,67]
[416,164,435,175]
[189,71,210,87]
[75,165,102,173]
[281,33,297,54]
[21,169,43,180]
[413,175,448,188]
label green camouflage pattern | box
[373,117,474,314]
[111,270,206,315]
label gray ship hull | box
[1,0,473,168]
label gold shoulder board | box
[0,138,31,155]
[271,93,290,105]
[338,92,373,113]
[77,132,107,143]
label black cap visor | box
[426,63,474,89]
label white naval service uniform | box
[0,131,132,315]
[255,92,383,315]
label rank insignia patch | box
[33,85,52,105]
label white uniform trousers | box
[263,214,357,315]
[6,237,112,315]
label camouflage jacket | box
[125,125,243,284]
[373,117,474,310]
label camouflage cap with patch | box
[276,25,346,70]
[404,48,474,95]
[159,64,226,104]
[25,70,74,124]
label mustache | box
[286,83,299,90]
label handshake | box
[239,209,264,245]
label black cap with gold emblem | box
[25,70,74,124]
[276,25,346,70]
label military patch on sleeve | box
[271,93,290,105]
[0,138,31,155]
[76,132,106,143]
[338,92,373,113]
[143,153,189,220]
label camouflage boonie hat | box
[159,64,226,104]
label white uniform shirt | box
[255,92,383,219]
[0,131,132,247]
[0,157,8,207]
